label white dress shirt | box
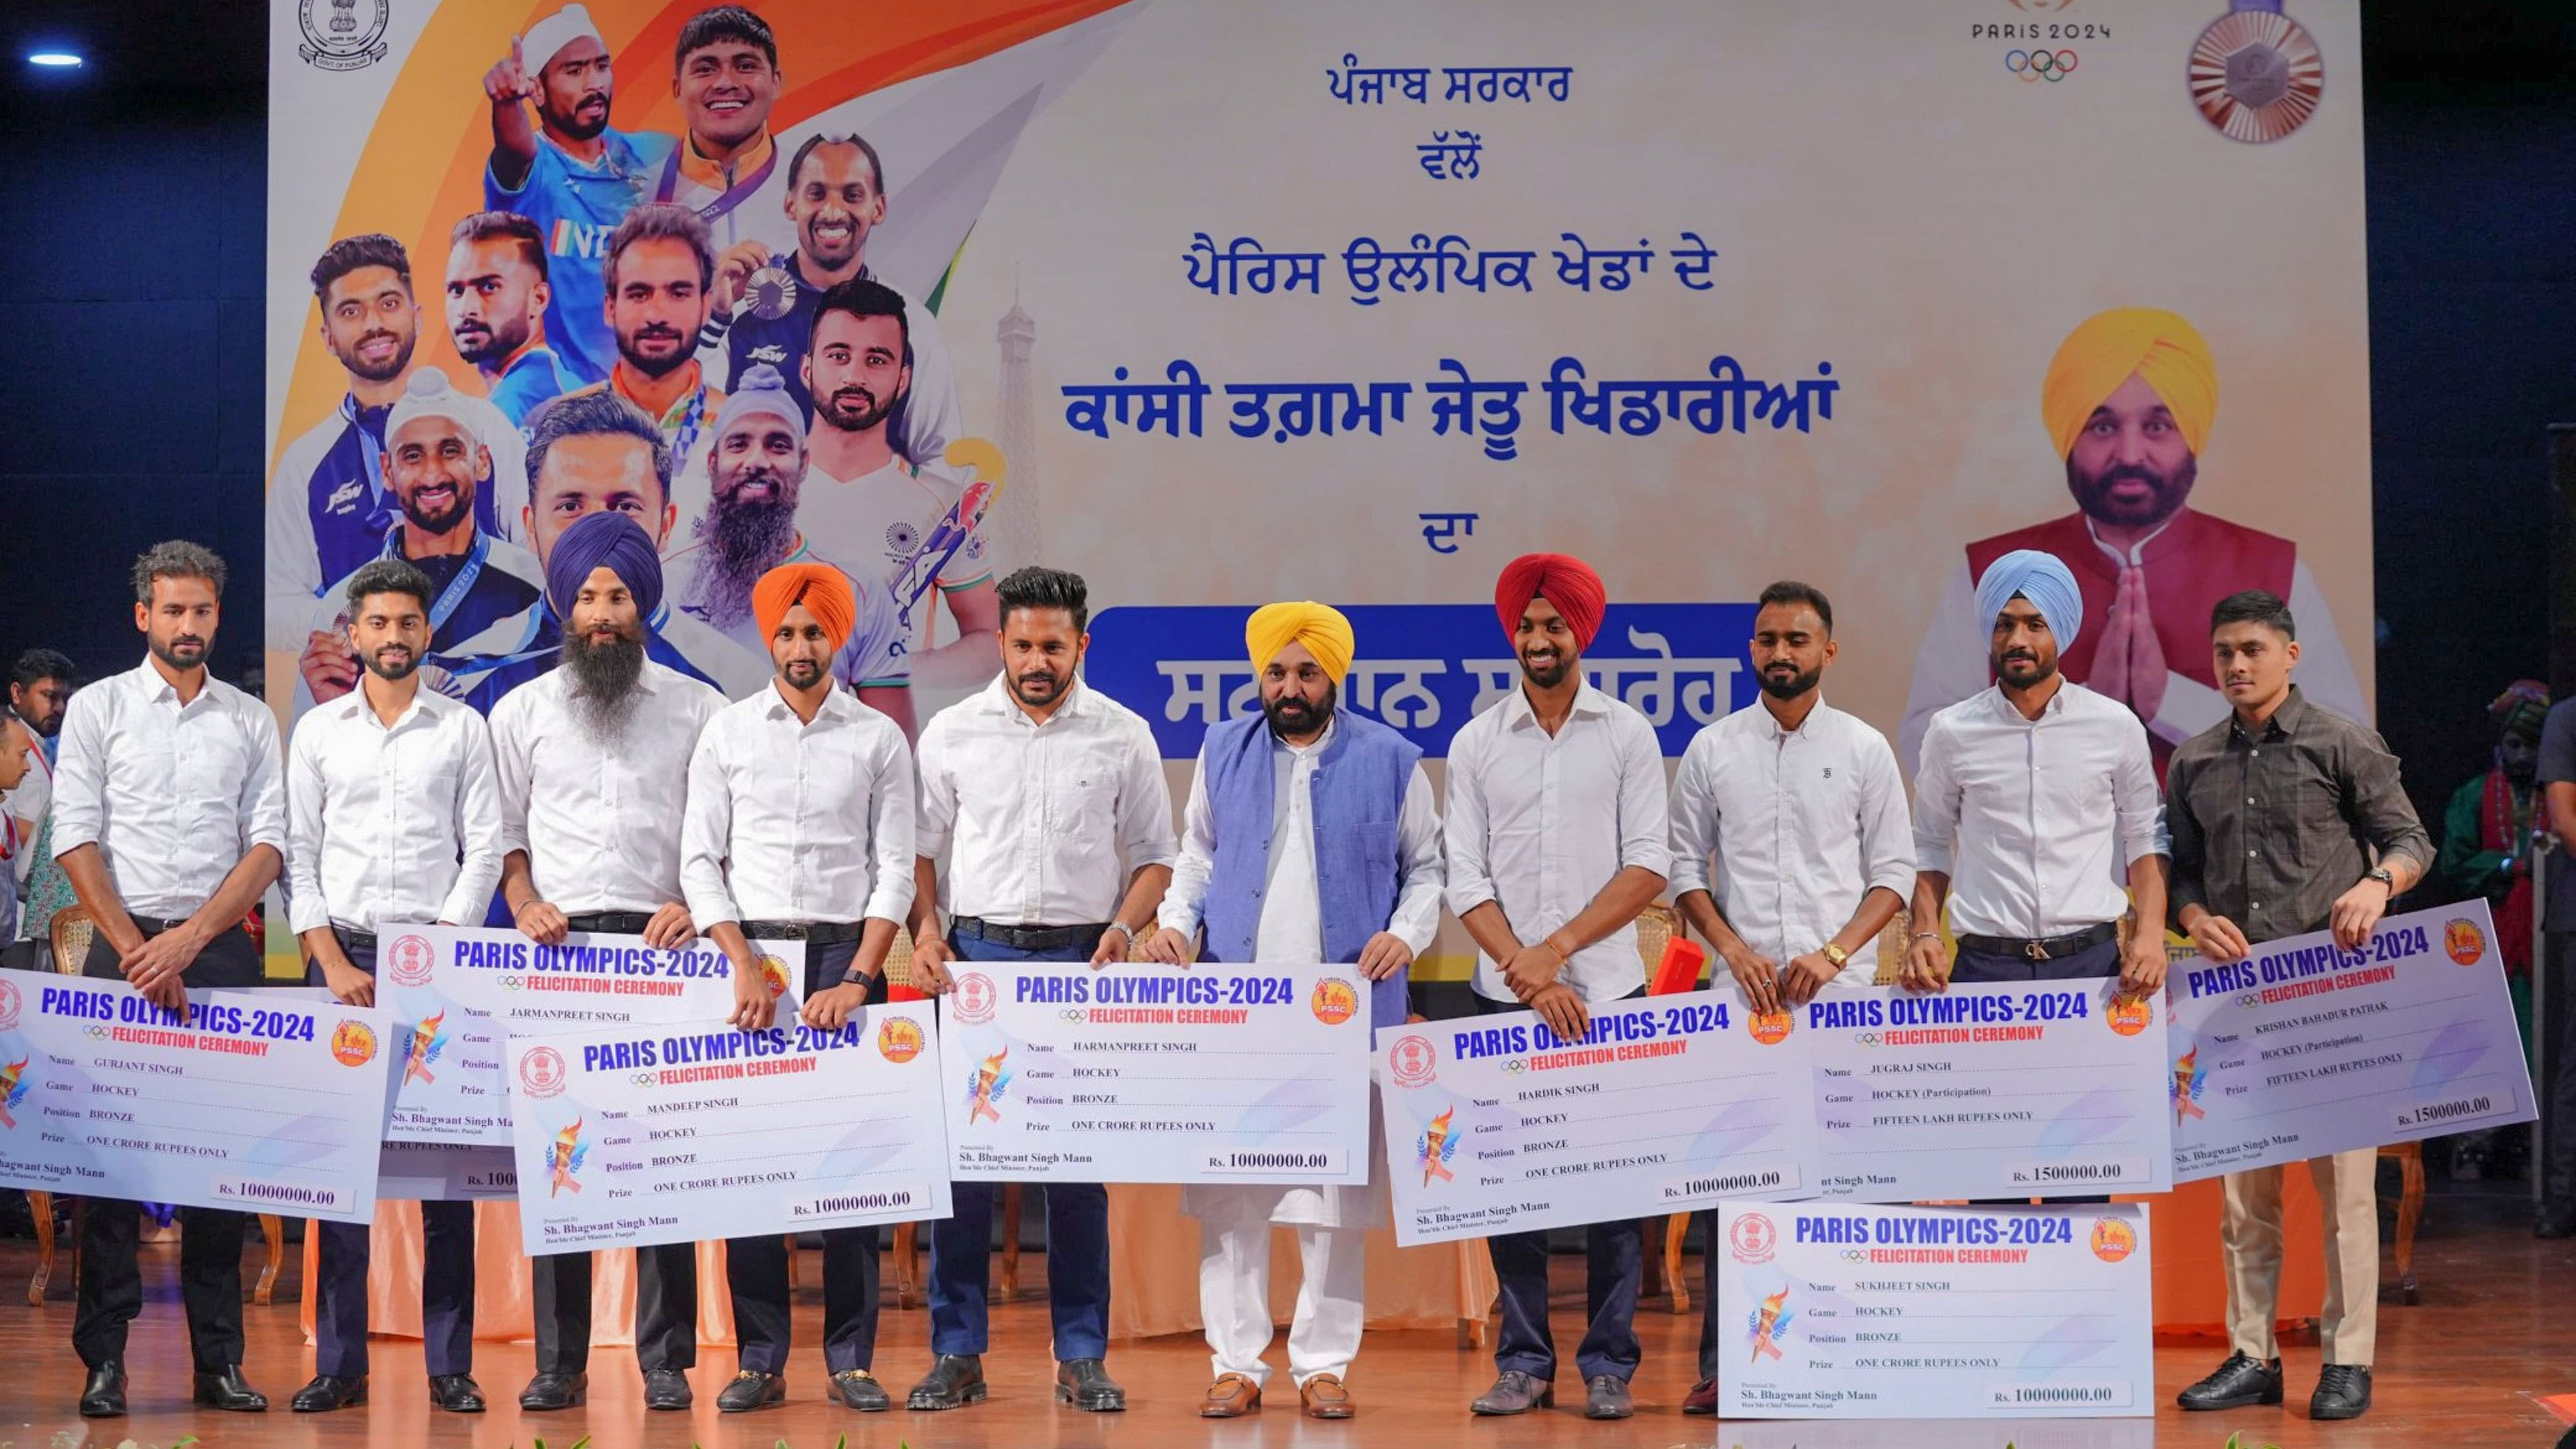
[1668,698,1913,979]
[51,660,288,921]
[1159,718,1446,959]
[3,739,48,886]
[1445,684,1672,1004]
[916,676,1177,927]
[1911,680,2169,939]
[285,685,505,934]
[681,684,917,929]
[490,659,725,915]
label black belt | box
[564,911,654,934]
[333,927,379,953]
[739,920,865,946]
[1954,923,2117,962]
[952,917,1109,953]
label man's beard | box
[542,92,610,142]
[2069,453,2196,530]
[1994,650,2057,690]
[562,624,647,737]
[399,475,476,536]
[337,326,415,385]
[687,479,800,630]
[148,633,208,674]
[1263,683,1336,739]
[363,643,419,682]
[1518,648,1572,690]
[1759,664,1821,702]
[1013,666,1070,709]
[616,324,693,379]
[815,384,897,435]
[453,313,529,368]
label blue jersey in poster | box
[485,127,677,386]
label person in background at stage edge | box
[1445,552,1670,1421]
[2436,678,2547,1180]
[283,558,504,1416]
[2529,695,2576,1239]
[2167,589,2432,1422]
[52,542,287,1420]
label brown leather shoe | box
[1200,1372,1262,1418]
[1300,1373,1355,1419]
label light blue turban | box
[1972,548,2082,651]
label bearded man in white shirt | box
[1666,579,1913,1416]
[1143,602,1444,1422]
[904,566,1176,1414]
[679,562,916,1416]
[490,511,727,1414]
[1444,552,1670,1422]
[52,541,288,1419]
[283,557,505,1416]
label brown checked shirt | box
[2166,686,2434,946]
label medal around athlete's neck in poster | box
[740,266,799,321]
[2189,0,2323,143]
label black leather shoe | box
[2311,1364,2372,1420]
[644,1366,693,1410]
[2177,1352,2283,1410]
[192,1366,270,1412]
[828,1368,891,1411]
[719,1370,784,1412]
[428,1374,486,1412]
[518,1370,587,1410]
[1584,1374,1634,1420]
[1471,1370,1554,1415]
[290,1374,366,1412]
[2537,1202,2576,1239]
[908,1354,987,1410]
[1055,1358,1126,1412]
[77,1362,125,1418]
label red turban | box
[1495,553,1607,652]
[751,562,857,652]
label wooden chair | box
[876,931,1021,1309]
[33,908,287,1307]
[1654,908,1914,1314]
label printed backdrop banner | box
[268,0,2372,757]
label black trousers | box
[71,921,263,1372]
[1471,988,1644,1384]
[728,940,886,1376]
[2544,933,2576,1206]
[308,937,476,1377]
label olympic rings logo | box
[1059,1008,1088,1023]
[1840,1249,1869,1262]
[2006,49,2079,81]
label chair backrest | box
[1632,902,1676,970]
[1875,909,1912,986]
[49,906,93,976]
[883,929,918,992]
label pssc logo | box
[876,1016,924,1064]
[385,934,436,987]
[2090,1217,2137,1263]
[2106,996,2154,1038]
[1310,976,1359,1026]
[2444,918,2486,965]
[759,956,792,999]
[1748,1009,1793,1046]
[329,1019,379,1068]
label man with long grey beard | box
[488,509,725,1412]
[669,363,911,731]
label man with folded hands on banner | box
[491,511,727,1413]
[680,562,915,1415]
[52,541,287,1419]
[904,566,1177,1413]
[283,558,505,1416]
[1445,552,1670,1421]
[2167,590,2432,1423]
[1665,579,1912,1416]
[1143,602,1445,1421]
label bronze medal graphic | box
[2189,0,2324,143]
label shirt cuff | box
[1445,883,1497,919]
[862,877,914,929]
[1157,899,1204,939]
[286,895,333,936]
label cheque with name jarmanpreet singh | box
[0,976,393,1223]
[2166,900,2535,1182]
[1378,987,1815,1247]
[936,962,1373,1185]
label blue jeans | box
[927,932,1113,1361]
[1473,988,1644,1383]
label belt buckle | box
[2023,938,2051,962]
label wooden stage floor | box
[0,1189,2567,1448]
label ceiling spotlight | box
[27,52,85,68]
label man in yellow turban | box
[1901,306,2365,773]
[1142,601,1443,1420]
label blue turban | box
[546,511,663,623]
[1972,548,2083,652]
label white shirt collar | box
[975,671,1092,726]
[2084,512,2176,568]
[1501,681,1611,732]
[762,680,858,724]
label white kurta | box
[1161,722,1443,1230]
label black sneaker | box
[2176,1352,2283,1410]
[2311,1364,2371,1421]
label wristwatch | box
[2364,867,2395,892]
[840,964,878,988]
[1819,943,1849,970]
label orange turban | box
[1495,553,1607,652]
[751,562,856,651]
[1244,602,1356,684]
[2040,307,2219,459]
